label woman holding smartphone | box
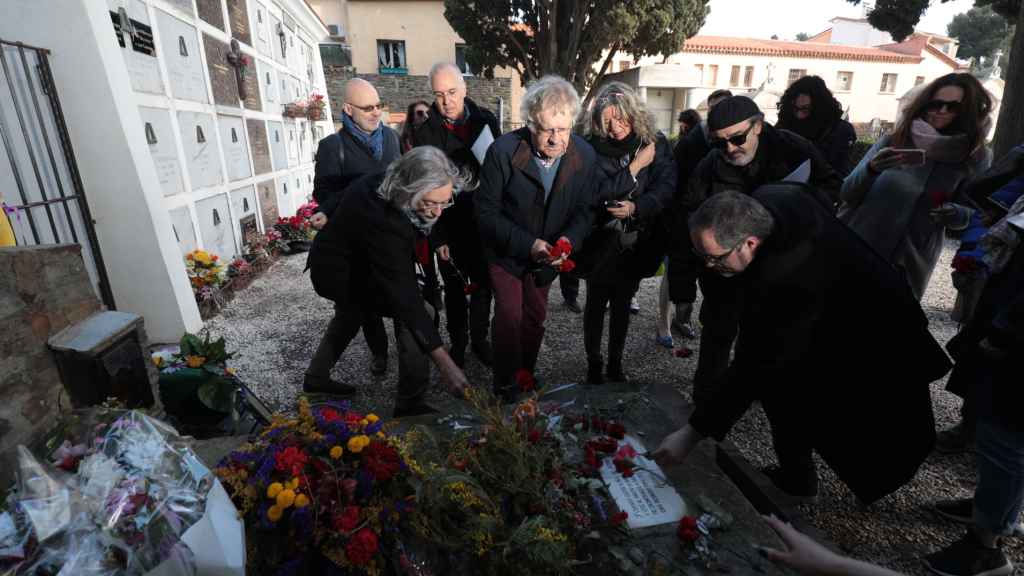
[839,73,992,300]
[575,82,676,384]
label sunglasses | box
[925,99,962,114]
[693,242,741,265]
[709,122,757,150]
[349,102,383,113]
[414,109,429,118]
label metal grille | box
[0,39,114,308]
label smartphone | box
[892,148,926,166]
[604,200,624,208]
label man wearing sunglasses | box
[411,62,503,369]
[682,96,842,411]
[305,78,402,389]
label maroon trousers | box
[488,263,551,391]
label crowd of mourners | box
[301,61,1024,576]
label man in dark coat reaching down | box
[652,186,951,504]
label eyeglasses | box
[433,88,461,100]
[693,241,741,265]
[925,99,962,114]
[420,198,455,210]
[709,122,757,150]
[348,102,383,113]
[414,109,429,118]
[530,125,571,138]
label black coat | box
[688,183,951,503]
[576,133,676,283]
[475,128,597,286]
[312,127,401,218]
[812,119,857,176]
[411,98,501,279]
[307,173,442,353]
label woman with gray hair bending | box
[305,146,469,416]
[475,75,598,401]
[574,82,676,384]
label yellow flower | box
[366,413,379,424]
[330,446,343,460]
[152,356,164,368]
[276,488,296,509]
[376,431,386,439]
[347,435,370,454]
[266,482,284,499]
[359,418,369,427]
[267,504,283,522]
[287,478,300,490]
[295,494,310,508]
[185,355,206,368]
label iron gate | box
[0,38,115,309]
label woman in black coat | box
[776,75,857,175]
[577,82,677,383]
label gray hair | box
[520,75,580,128]
[587,81,657,143]
[428,62,465,89]
[377,146,469,208]
[688,191,775,248]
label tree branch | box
[581,42,620,108]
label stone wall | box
[323,65,514,132]
[0,245,102,487]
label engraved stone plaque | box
[196,0,225,31]
[227,0,251,46]
[267,120,287,171]
[256,179,278,229]
[163,0,193,16]
[177,111,223,189]
[218,115,252,181]
[229,185,259,246]
[156,10,208,103]
[260,62,277,107]
[276,175,293,217]
[168,206,197,256]
[109,0,163,94]
[247,119,272,175]
[203,33,238,107]
[138,106,183,197]
[252,1,271,56]
[243,58,262,111]
[196,193,238,260]
[269,13,286,66]
[286,123,298,167]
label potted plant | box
[155,332,239,437]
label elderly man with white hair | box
[475,75,598,401]
[306,147,469,416]
[412,62,502,369]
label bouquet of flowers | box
[216,399,415,574]
[0,409,243,575]
[184,249,228,301]
[273,201,318,246]
[306,93,327,121]
[155,332,239,433]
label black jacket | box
[475,128,597,286]
[688,184,950,503]
[814,119,857,176]
[576,133,676,283]
[312,126,400,218]
[307,173,442,353]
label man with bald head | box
[412,62,501,368]
[304,77,401,394]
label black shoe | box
[303,378,357,397]
[934,498,974,525]
[564,300,582,314]
[392,399,440,419]
[471,341,493,366]
[923,530,1012,576]
[370,355,388,376]
[606,361,626,383]
[586,361,604,385]
[761,465,819,503]
[936,422,974,454]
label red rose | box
[344,528,379,566]
[528,429,542,444]
[613,457,635,474]
[606,422,626,440]
[590,437,617,454]
[584,446,599,468]
[320,407,342,422]
[679,527,699,542]
[680,516,698,530]
[363,441,402,482]
[555,237,572,256]
[515,369,536,393]
[559,259,576,273]
[333,505,361,532]
[615,444,638,460]
[610,511,629,527]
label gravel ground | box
[206,239,1021,574]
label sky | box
[698,0,977,41]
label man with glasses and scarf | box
[305,78,401,390]
[683,97,842,482]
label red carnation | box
[515,369,536,393]
[274,446,309,476]
[363,441,402,482]
[610,511,629,527]
[333,505,361,533]
[344,528,379,566]
[559,259,576,273]
[320,407,342,422]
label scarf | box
[910,117,989,165]
[342,113,384,161]
[590,131,640,163]
[981,189,1024,274]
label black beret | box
[707,96,762,131]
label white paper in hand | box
[782,159,811,184]
[1007,212,1024,232]
[600,435,688,529]
[471,125,495,165]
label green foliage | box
[846,0,1020,41]
[948,6,1011,64]
[179,331,233,364]
[796,32,810,41]
[443,0,709,93]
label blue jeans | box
[973,418,1024,536]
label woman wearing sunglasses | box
[400,100,430,153]
[574,82,676,384]
[840,73,992,300]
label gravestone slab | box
[217,114,252,181]
[251,1,271,57]
[285,123,298,167]
[246,119,272,175]
[163,0,193,17]
[195,193,238,260]
[177,111,223,189]
[138,106,183,197]
[203,33,238,108]
[156,10,208,103]
[275,175,293,216]
[196,0,225,31]
[226,0,251,46]
[269,13,286,66]
[267,120,287,171]
[259,62,277,108]
[168,206,198,255]
[229,185,258,247]
[108,0,163,94]
[256,180,278,229]
[242,57,262,111]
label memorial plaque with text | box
[177,111,223,189]
[247,119,272,175]
[268,120,288,171]
[139,106,183,197]
[109,0,163,94]
[226,0,251,46]
[196,0,225,31]
[243,58,262,111]
[269,13,286,66]
[256,180,278,229]
[203,34,238,107]
[156,11,208,103]
[168,206,198,256]
[252,1,271,57]
[218,115,252,181]
[196,193,238,260]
